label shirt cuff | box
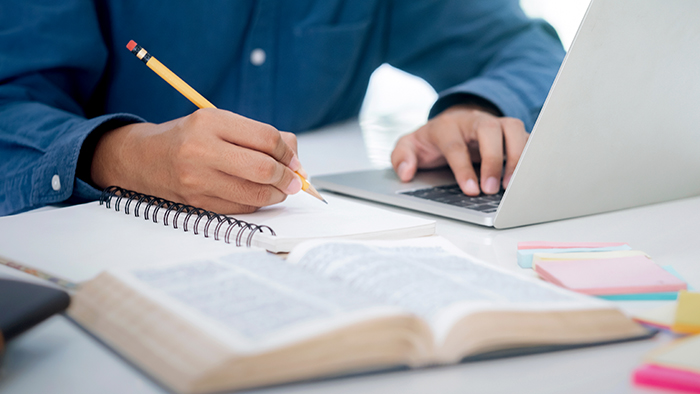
[429,78,535,132]
[31,113,144,209]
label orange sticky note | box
[535,255,687,295]
[672,291,700,334]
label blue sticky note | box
[517,245,633,268]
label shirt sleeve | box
[385,0,566,131]
[0,0,143,215]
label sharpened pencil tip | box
[304,183,326,204]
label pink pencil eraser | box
[126,40,137,51]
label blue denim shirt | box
[0,0,564,215]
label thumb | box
[391,135,418,182]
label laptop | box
[313,0,700,229]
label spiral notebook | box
[0,187,435,284]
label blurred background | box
[358,0,592,167]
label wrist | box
[90,122,149,190]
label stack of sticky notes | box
[632,291,700,393]
[516,241,632,268]
[518,242,689,300]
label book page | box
[119,250,406,352]
[287,237,608,344]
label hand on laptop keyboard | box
[391,104,528,197]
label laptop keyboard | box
[400,184,503,213]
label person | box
[0,1,565,216]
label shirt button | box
[250,48,266,66]
[51,174,61,191]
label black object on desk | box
[0,278,70,351]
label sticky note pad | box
[535,255,687,295]
[598,265,691,301]
[633,364,700,393]
[647,335,700,374]
[517,241,628,250]
[632,303,678,330]
[531,250,649,269]
[672,291,700,334]
[517,245,632,268]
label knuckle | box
[259,125,282,150]
[254,157,279,183]
[477,118,501,131]
[176,168,200,189]
[254,186,274,206]
[480,151,503,163]
[186,108,212,125]
[441,140,466,155]
[503,117,525,131]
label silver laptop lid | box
[494,0,700,228]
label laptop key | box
[401,184,504,212]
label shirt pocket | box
[286,20,373,129]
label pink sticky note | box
[535,256,687,295]
[633,364,700,393]
[517,241,628,250]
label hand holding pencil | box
[126,40,325,204]
[89,41,323,215]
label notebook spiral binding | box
[99,186,275,247]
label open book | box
[68,237,650,394]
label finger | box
[193,109,300,172]
[209,144,302,195]
[430,123,480,196]
[206,169,289,207]
[280,132,308,178]
[182,194,260,215]
[391,134,419,182]
[232,118,298,171]
[475,118,505,194]
[501,118,528,189]
[280,132,298,155]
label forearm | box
[387,0,565,130]
[429,22,565,131]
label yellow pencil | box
[126,40,326,203]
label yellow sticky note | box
[647,335,700,374]
[531,250,649,269]
[672,290,700,334]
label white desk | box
[1,120,696,394]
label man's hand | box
[91,108,302,214]
[391,104,528,196]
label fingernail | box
[464,179,480,195]
[288,155,301,172]
[484,177,499,194]
[285,176,302,194]
[503,174,512,189]
[397,161,411,181]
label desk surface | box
[1,120,696,394]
